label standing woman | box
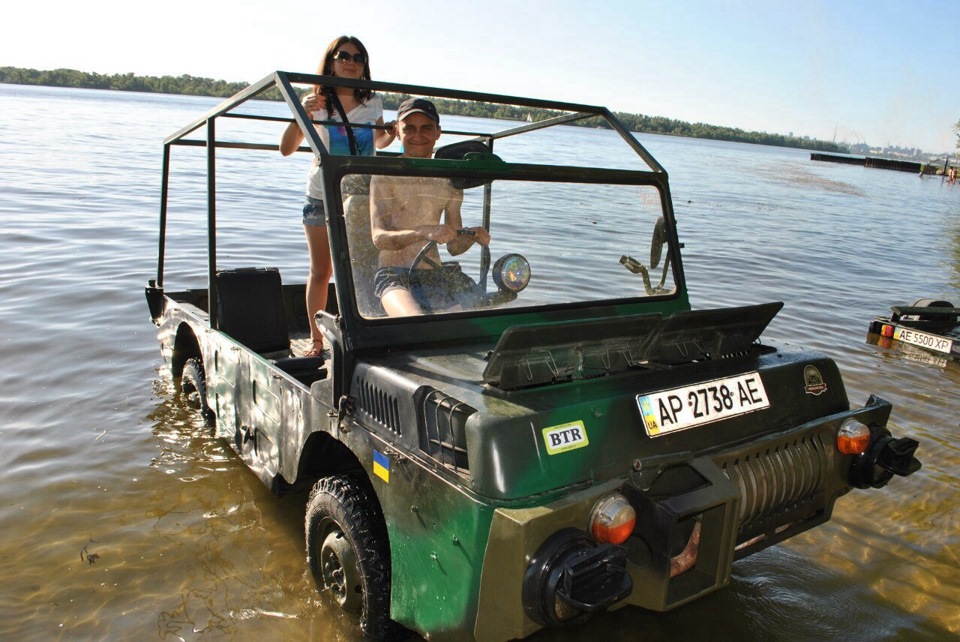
[280,35,396,356]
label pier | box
[810,153,927,173]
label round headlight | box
[493,254,531,293]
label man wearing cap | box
[369,98,490,316]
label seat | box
[434,140,498,189]
[216,267,291,355]
[216,267,326,384]
[343,194,384,317]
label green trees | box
[0,67,248,98]
[0,66,845,152]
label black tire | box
[910,298,957,326]
[180,357,214,427]
[305,474,397,639]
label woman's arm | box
[374,117,396,150]
[279,122,305,156]
[279,93,326,156]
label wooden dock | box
[810,153,926,174]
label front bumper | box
[473,395,919,642]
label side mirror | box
[650,216,667,269]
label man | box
[369,98,490,316]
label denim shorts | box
[373,265,482,312]
[302,196,326,227]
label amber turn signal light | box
[837,419,871,455]
[589,493,637,545]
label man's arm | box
[444,190,490,255]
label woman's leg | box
[304,223,333,353]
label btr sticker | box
[542,421,589,455]
[803,365,827,396]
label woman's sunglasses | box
[332,50,366,65]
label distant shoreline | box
[0,65,852,153]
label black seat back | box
[216,267,290,354]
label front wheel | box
[305,474,396,638]
[180,357,214,427]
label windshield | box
[341,172,675,319]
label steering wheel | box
[410,240,441,271]
[410,230,488,278]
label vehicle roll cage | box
[152,71,676,333]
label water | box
[1,84,957,640]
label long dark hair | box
[313,35,373,105]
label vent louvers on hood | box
[483,302,783,390]
[356,378,402,435]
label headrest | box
[434,141,498,189]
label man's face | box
[397,113,441,158]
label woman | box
[280,35,396,356]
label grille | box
[717,432,829,529]
[356,378,401,435]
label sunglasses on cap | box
[332,50,366,64]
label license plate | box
[637,372,769,437]
[893,326,953,354]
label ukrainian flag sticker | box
[373,450,390,483]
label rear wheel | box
[180,357,214,427]
[305,474,396,638]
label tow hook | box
[522,528,632,627]
[877,436,921,476]
[849,430,921,489]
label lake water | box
[1,84,958,641]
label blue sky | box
[5,0,958,152]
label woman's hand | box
[302,92,327,117]
[375,118,397,149]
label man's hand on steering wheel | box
[460,226,490,246]
[418,224,458,245]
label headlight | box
[492,253,531,293]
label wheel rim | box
[182,381,201,409]
[320,527,362,612]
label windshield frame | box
[155,71,690,349]
[323,152,688,349]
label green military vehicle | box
[145,72,921,641]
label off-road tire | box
[305,473,398,639]
[180,357,214,427]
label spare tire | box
[908,298,957,327]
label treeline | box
[1,66,846,153]
[612,112,845,151]
[0,66,251,98]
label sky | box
[4,0,958,153]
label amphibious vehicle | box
[868,298,960,365]
[146,72,921,641]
